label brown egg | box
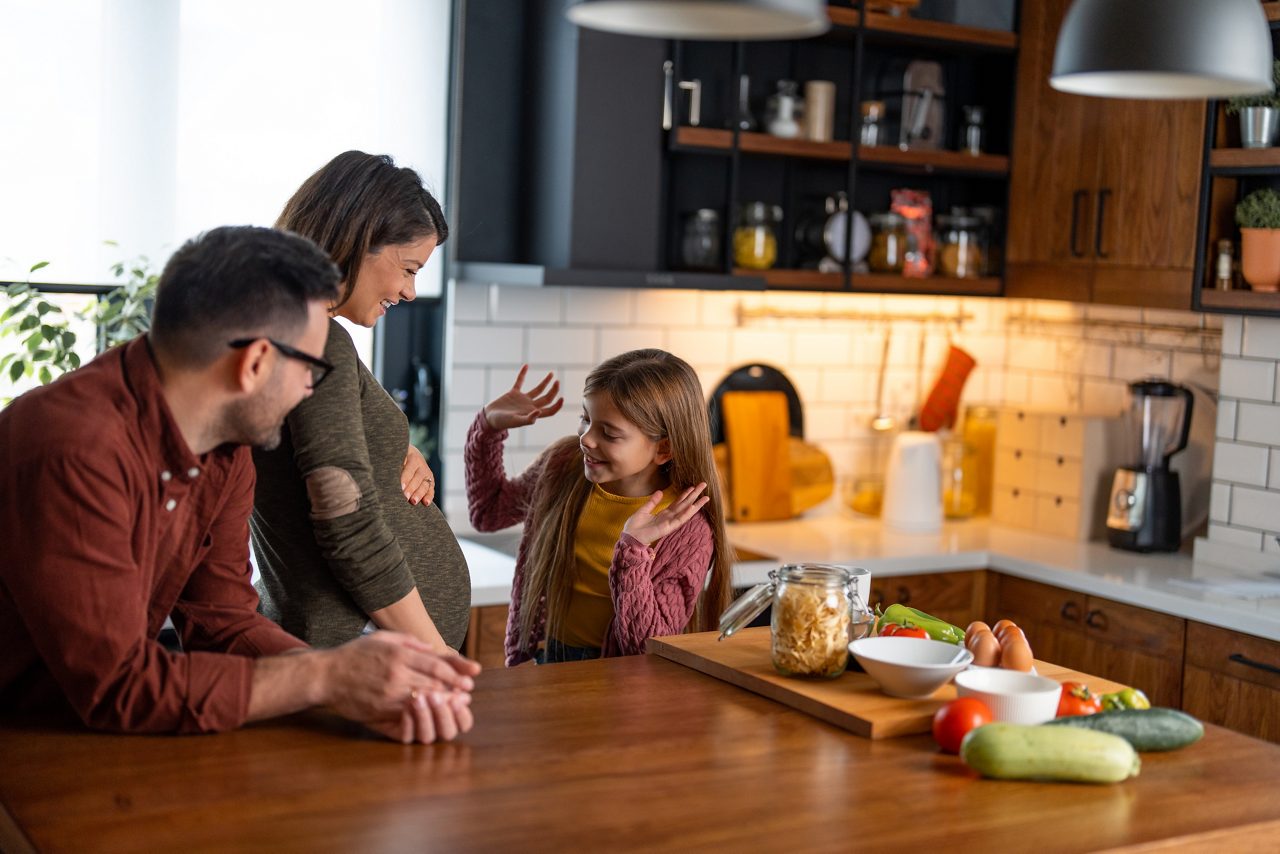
[968,629,1001,667]
[995,623,1025,644]
[1000,636,1034,671]
[992,618,1017,636]
[966,620,991,638]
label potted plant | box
[1235,188,1280,292]
[1226,60,1280,149]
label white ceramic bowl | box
[848,637,973,699]
[953,668,1061,724]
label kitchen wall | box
[441,283,1221,536]
[1196,316,1280,572]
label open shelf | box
[826,7,1017,50]
[673,129,1009,176]
[1200,288,1280,312]
[732,268,1003,294]
[733,268,845,289]
[1209,147,1280,173]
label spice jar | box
[936,213,986,278]
[681,209,722,271]
[718,564,874,679]
[734,202,781,270]
[867,212,907,273]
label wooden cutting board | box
[647,627,1127,739]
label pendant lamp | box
[565,0,830,40]
[1050,0,1273,99]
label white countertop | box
[457,502,1280,642]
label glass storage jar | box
[941,436,978,519]
[867,212,907,273]
[936,213,986,279]
[733,202,781,270]
[681,209,722,270]
[718,564,874,678]
[962,405,998,516]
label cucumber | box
[1044,708,1204,752]
[960,722,1140,784]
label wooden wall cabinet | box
[1183,622,1280,744]
[1005,0,1203,309]
[989,575,1185,708]
[868,570,988,629]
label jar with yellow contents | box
[936,213,987,279]
[733,202,781,270]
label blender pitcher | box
[1106,380,1194,553]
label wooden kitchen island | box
[3,654,1280,853]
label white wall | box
[439,283,1222,535]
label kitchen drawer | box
[994,446,1038,489]
[1183,622,1280,743]
[998,409,1041,450]
[1185,622,1280,692]
[1083,595,1184,659]
[992,575,1087,630]
[869,570,987,628]
[992,484,1035,528]
[1034,494,1081,539]
[1035,453,1083,498]
[1039,413,1086,457]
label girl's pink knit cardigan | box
[463,412,714,666]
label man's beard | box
[221,390,288,450]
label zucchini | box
[960,722,1140,784]
[1044,708,1204,752]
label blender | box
[1106,379,1194,553]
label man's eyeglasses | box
[228,338,334,389]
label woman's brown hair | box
[517,349,733,652]
[275,150,448,309]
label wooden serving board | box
[647,627,1127,739]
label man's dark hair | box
[276,151,448,310]
[149,226,340,368]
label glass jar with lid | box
[681,209,722,271]
[936,213,986,279]
[867,212,907,273]
[719,564,874,678]
[733,202,781,270]
[941,436,978,519]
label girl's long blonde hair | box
[517,349,733,652]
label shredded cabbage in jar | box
[771,584,849,677]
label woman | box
[250,150,470,650]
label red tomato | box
[879,623,927,639]
[932,698,993,754]
[1056,681,1102,717]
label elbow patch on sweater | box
[304,466,362,521]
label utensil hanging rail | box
[736,305,971,326]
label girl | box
[465,349,733,665]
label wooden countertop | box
[4,655,1280,853]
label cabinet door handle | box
[896,585,911,605]
[1085,609,1108,631]
[1094,188,1111,258]
[1060,600,1081,622]
[1069,190,1087,258]
[1229,653,1280,676]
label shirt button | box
[160,470,172,482]
[187,467,200,479]
[165,499,177,512]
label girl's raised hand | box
[482,365,564,431]
[622,482,710,546]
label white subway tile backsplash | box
[1029,373,1081,410]
[563,287,634,325]
[1242,316,1280,360]
[1142,308,1202,328]
[1236,401,1280,446]
[787,368,823,407]
[1002,369,1031,404]
[1212,442,1269,486]
[452,282,491,322]
[793,331,854,366]
[492,285,562,324]
[1113,345,1170,380]
[519,410,579,449]
[1007,335,1060,371]
[598,326,667,359]
[1082,379,1126,415]
[1221,316,1243,356]
[633,289,702,326]
[558,368,591,405]
[1171,350,1219,385]
[698,291,741,327]
[1210,482,1231,523]
[667,328,730,366]
[805,405,848,441]
[528,327,595,365]
[1228,485,1280,532]
[443,409,475,454]
[1079,341,1112,378]
[453,324,525,365]
[1219,357,1276,401]
[820,369,874,405]
[1216,399,1238,440]
[1208,522,1264,550]
[448,367,488,408]
[1271,450,1280,489]
[731,330,792,366]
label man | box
[0,226,478,743]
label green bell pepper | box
[880,603,965,645]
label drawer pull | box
[1014,449,1023,460]
[1059,416,1067,427]
[896,585,911,605]
[1085,609,1108,631]
[1229,653,1280,676]
[1060,600,1081,622]
[1057,456,1065,466]
[1012,488,1021,498]
[1054,496,1063,507]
